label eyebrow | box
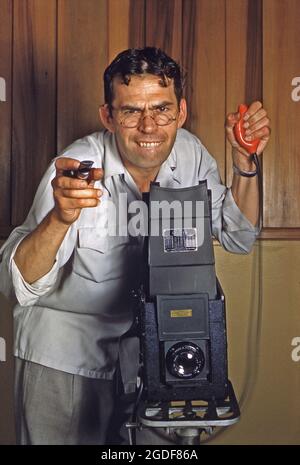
[119,101,175,111]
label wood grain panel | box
[226,0,262,185]
[0,0,12,228]
[259,228,300,240]
[182,0,226,180]
[0,226,13,240]
[108,0,130,64]
[0,0,299,238]
[57,0,108,152]
[108,0,145,62]
[129,0,146,49]
[263,0,300,227]
[12,0,57,226]
[145,0,182,62]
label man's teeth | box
[139,142,161,148]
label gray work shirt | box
[0,128,259,392]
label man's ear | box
[177,98,188,128]
[99,104,115,132]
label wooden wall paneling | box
[57,0,108,153]
[107,0,145,62]
[107,0,131,64]
[225,0,262,187]
[182,0,226,181]
[12,0,57,226]
[263,0,300,228]
[0,0,12,237]
[259,228,300,240]
[128,0,146,49]
[145,0,182,63]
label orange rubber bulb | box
[233,104,260,155]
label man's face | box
[100,74,187,173]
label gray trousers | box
[14,358,176,445]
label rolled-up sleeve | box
[219,188,260,253]
[198,140,259,254]
[0,161,77,306]
[11,253,59,307]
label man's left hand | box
[225,101,271,158]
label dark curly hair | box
[104,47,185,112]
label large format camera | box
[138,181,229,402]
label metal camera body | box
[139,181,229,402]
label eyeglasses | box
[111,106,178,128]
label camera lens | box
[166,342,205,379]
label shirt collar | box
[103,131,126,179]
[156,145,181,185]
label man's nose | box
[138,113,157,133]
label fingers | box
[243,100,263,120]
[55,158,104,181]
[242,102,271,154]
[226,101,271,155]
[55,157,81,177]
[56,186,102,200]
[244,124,270,143]
[54,175,89,190]
[89,168,103,182]
[243,115,269,135]
[225,113,250,157]
[53,167,103,190]
[52,158,104,215]
[54,194,101,211]
[256,127,271,155]
[242,102,270,135]
[225,112,240,129]
[52,182,102,210]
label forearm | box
[231,173,259,227]
[14,209,71,284]
[230,148,260,227]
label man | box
[0,47,270,445]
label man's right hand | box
[51,158,104,225]
[14,158,104,284]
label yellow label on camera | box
[170,309,193,318]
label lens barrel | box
[166,342,205,379]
